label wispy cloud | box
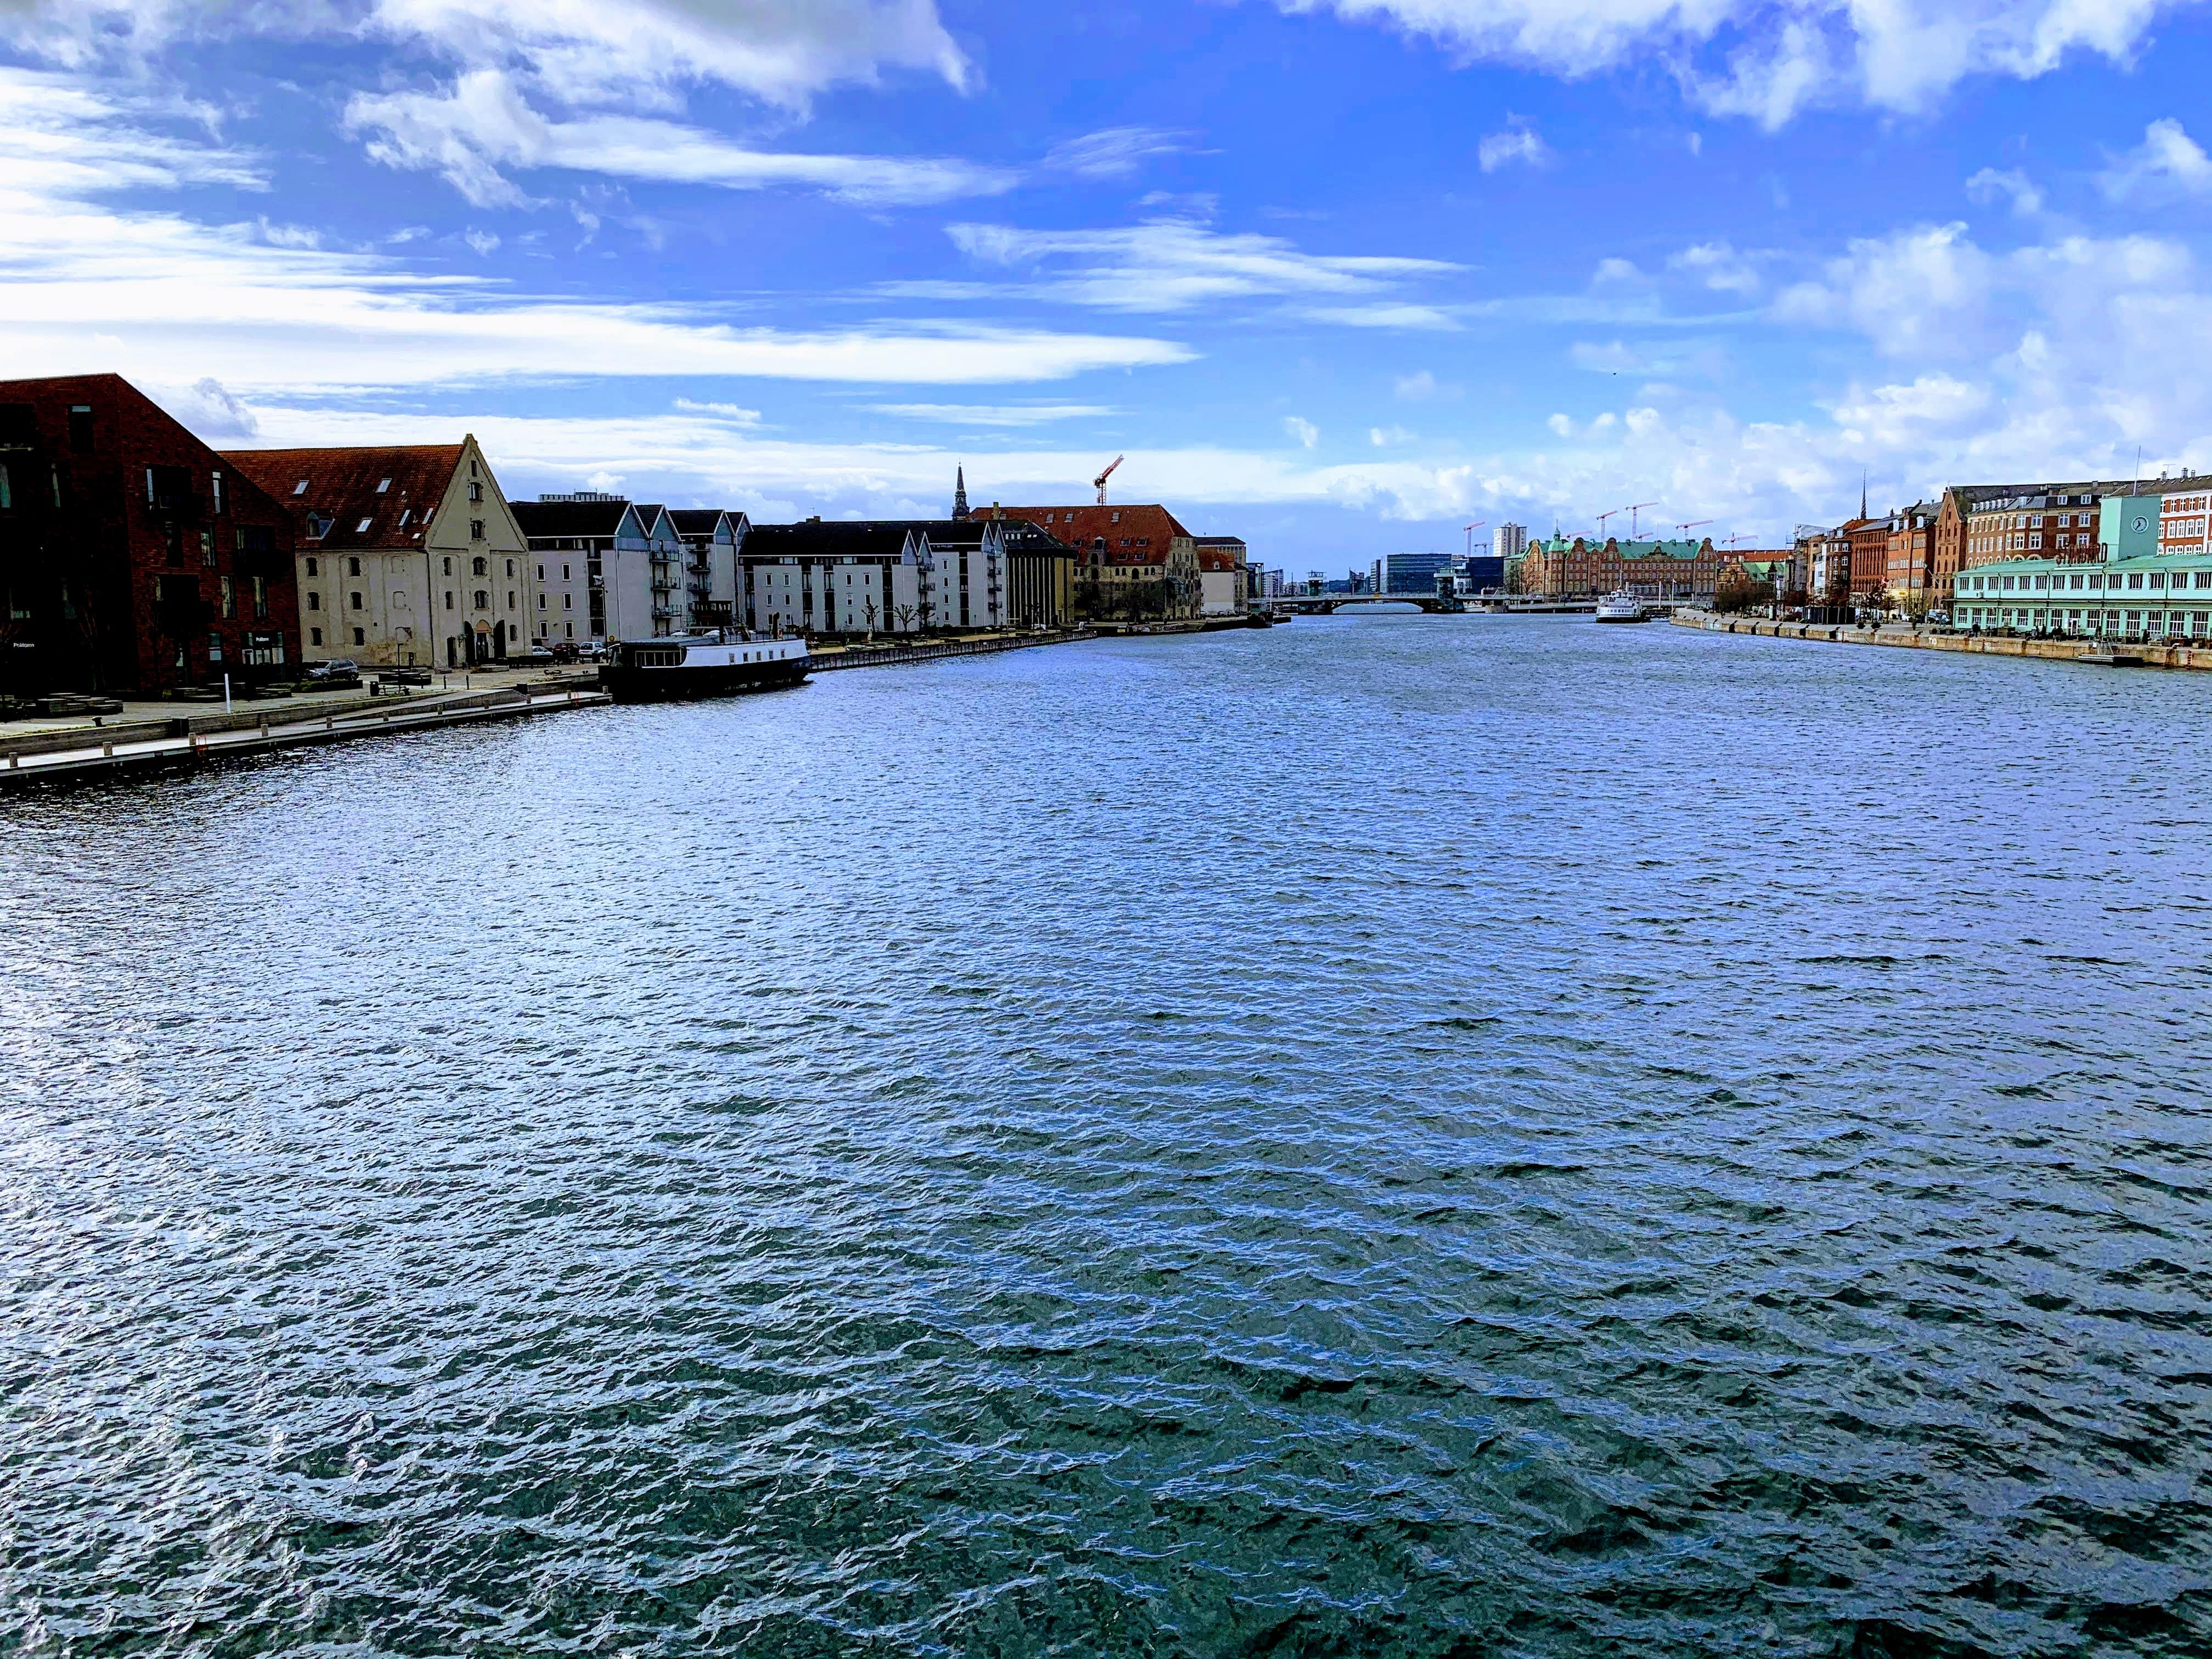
[1045,126,1195,178]
[1966,165,2044,217]
[1477,122,1549,173]
[0,76,1192,392]
[345,69,1017,208]
[868,403,1117,426]
[946,219,1459,313]
[1284,415,1319,448]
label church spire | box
[952,465,968,520]
[1860,471,1867,521]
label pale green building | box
[1954,551,2212,639]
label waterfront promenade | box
[1672,607,2212,670]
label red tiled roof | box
[980,503,1192,567]
[221,444,463,551]
[1197,548,1240,572]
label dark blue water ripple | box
[4,617,2211,1656]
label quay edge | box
[1669,608,2212,672]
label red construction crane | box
[1094,455,1125,505]
[1463,521,1486,557]
[1596,506,1627,536]
[1675,519,1713,534]
[1627,501,1660,537]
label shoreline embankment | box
[1,626,1114,787]
[1671,609,2212,672]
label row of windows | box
[303,588,520,612]
[1963,568,2212,594]
[1962,607,2210,635]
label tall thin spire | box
[1860,471,1867,520]
[952,465,968,520]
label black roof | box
[741,518,974,556]
[512,499,628,538]
[668,508,729,535]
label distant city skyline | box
[5,1,2211,563]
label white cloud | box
[946,218,1459,313]
[1394,369,1449,400]
[1477,123,1549,173]
[1284,416,1319,448]
[344,68,1013,207]
[0,81,1193,392]
[1669,239,1760,295]
[1966,166,2044,217]
[672,398,762,424]
[1547,413,1573,437]
[1772,223,1995,357]
[1044,126,1195,178]
[1274,0,2198,126]
[151,375,262,439]
[1369,424,1412,445]
[2,0,974,106]
[2098,117,2212,202]
[462,226,500,256]
[867,403,1116,426]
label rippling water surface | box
[5,617,2211,1657]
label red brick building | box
[1514,534,1722,599]
[0,374,299,696]
[973,503,1200,621]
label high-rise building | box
[1493,523,1528,561]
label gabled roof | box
[668,508,742,539]
[513,499,629,539]
[615,503,678,543]
[221,444,462,551]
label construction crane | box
[1463,521,1486,558]
[1627,501,1660,537]
[1675,519,1713,535]
[1094,455,1124,505]
[1596,506,1628,537]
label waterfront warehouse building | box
[225,437,532,668]
[983,503,1201,624]
[0,374,302,696]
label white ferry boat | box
[1594,590,1649,624]
[601,630,810,702]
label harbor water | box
[4,616,2209,1656]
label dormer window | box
[356,517,373,533]
[376,478,391,493]
[306,512,333,539]
[292,479,308,495]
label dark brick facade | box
[0,374,300,695]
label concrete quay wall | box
[1670,610,2212,672]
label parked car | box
[304,659,361,686]
[574,641,607,662]
[507,646,556,667]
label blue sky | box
[5,0,2211,571]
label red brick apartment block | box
[0,375,300,695]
